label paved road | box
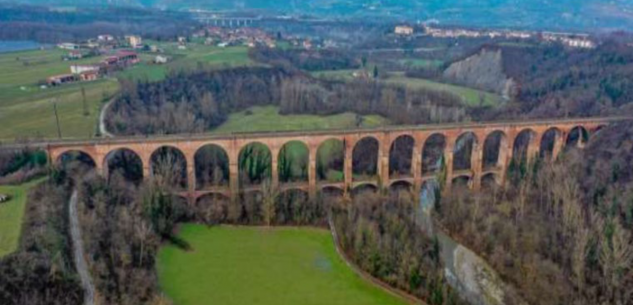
[69,190,95,305]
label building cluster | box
[394,25,414,35]
[193,27,276,48]
[421,25,596,49]
[424,25,532,39]
[541,32,596,49]
[47,50,139,86]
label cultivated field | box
[0,179,44,257]
[158,225,409,305]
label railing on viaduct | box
[40,117,625,203]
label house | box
[394,25,414,35]
[79,70,99,82]
[67,50,84,60]
[57,43,80,50]
[71,65,99,74]
[47,74,77,86]
[125,35,143,48]
[98,34,115,42]
[101,51,140,67]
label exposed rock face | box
[443,48,517,100]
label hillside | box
[7,0,633,31]
[443,48,517,100]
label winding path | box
[69,190,95,305]
[99,98,115,138]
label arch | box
[238,142,272,187]
[320,186,345,198]
[389,180,413,196]
[482,130,508,171]
[389,135,415,178]
[422,133,446,176]
[352,183,378,197]
[565,126,589,149]
[512,129,536,165]
[104,148,143,184]
[451,176,471,189]
[195,144,230,190]
[352,136,379,181]
[56,150,96,171]
[481,173,499,189]
[194,193,230,224]
[278,140,309,183]
[453,132,478,171]
[539,128,562,159]
[316,138,345,183]
[150,146,188,190]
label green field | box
[312,69,502,107]
[211,105,389,134]
[0,179,45,257]
[158,225,409,305]
[385,73,502,107]
[118,42,254,82]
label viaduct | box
[42,117,622,204]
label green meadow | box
[0,179,45,257]
[158,225,409,305]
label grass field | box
[211,105,389,134]
[118,42,254,82]
[158,225,409,305]
[0,178,45,257]
[385,73,502,107]
[312,69,502,107]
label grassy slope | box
[0,178,45,257]
[312,69,502,107]
[158,225,408,305]
[212,105,388,134]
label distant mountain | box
[7,0,633,31]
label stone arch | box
[540,128,562,159]
[194,144,230,190]
[422,133,446,176]
[150,146,188,190]
[512,129,537,165]
[352,183,378,197]
[389,135,415,178]
[316,138,345,183]
[320,186,345,198]
[352,136,379,181]
[389,180,413,196]
[238,142,272,187]
[482,130,508,171]
[54,149,97,169]
[453,132,478,172]
[104,148,143,184]
[452,175,471,189]
[278,140,309,183]
[566,126,589,149]
[194,193,230,224]
[481,173,499,189]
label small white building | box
[154,55,170,64]
[57,43,80,50]
[394,25,414,35]
[98,34,115,41]
[71,65,100,74]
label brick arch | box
[351,136,380,181]
[389,134,416,179]
[482,130,509,171]
[421,132,448,176]
[103,147,144,182]
[194,143,231,190]
[278,140,310,183]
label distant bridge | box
[33,117,626,203]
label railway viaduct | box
[43,117,621,203]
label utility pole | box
[51,97,62,139]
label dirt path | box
[99,98,114,138]
[69,190,95,305]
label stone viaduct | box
[44,117,618,204]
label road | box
[69,190,95,305]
